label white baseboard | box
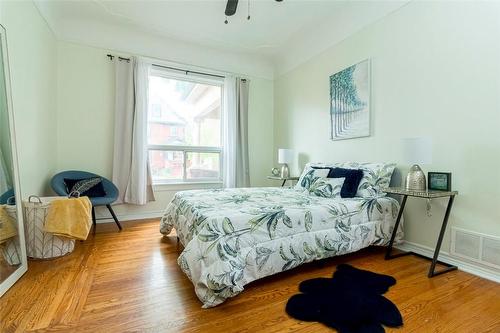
[396,241,500,283]
[94,210,163,223]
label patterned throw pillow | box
[295,168,330,191]
[64,177,106,198]
[306,177,345,198]
[341,162,396,197]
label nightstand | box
[383,187,458,278]
[267,176,299,187]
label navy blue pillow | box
[328,168,364,198]
[64,177,106,198]
[311,166,331,171]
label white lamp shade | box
[278,149,293,164]
[403,137,432,165]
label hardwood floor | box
[1,219,499,333]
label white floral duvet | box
[160,187,402,308]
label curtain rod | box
[106,54,230,80]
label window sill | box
[153,181,223,192]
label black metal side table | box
[383,187,459,278]
[266,176,299,187]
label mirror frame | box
[0,23,28,297]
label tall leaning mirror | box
[0,23,27,296]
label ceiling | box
[35,0,408,76]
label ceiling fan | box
[224,0,283,24]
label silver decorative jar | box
[406,164,426,191]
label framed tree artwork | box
[330,59,370,140]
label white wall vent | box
[451,227,500,270]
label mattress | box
[160,187,402,308]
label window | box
[151,104,162,118]
[147,68,223,184]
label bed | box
[160,162,402,308]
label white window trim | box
[148,145,223,184]
[147,69,225,186]
[153,181,223,193]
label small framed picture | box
[428,172,452,191]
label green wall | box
[0,49,13,186]
[274,1,500,253]
[0,1,58,197]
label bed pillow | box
[340,162,396,197]
[298,162,396,198]
[329,168,363,198]
[295,167,330,191]
[64,177,106,197]
[306,177,345,198]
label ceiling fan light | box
[225,0,239,16]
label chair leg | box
[106,204,122,231]
[91,206,97,234]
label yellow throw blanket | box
[44,197,92,241]
[0,205,17,244]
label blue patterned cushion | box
[306,177,345,198]
[295,168,330,191]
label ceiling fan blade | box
[225,0,239,16]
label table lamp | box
[278,149,293,178]
[403,138,432,191]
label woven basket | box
[23,196,75,259]
[1,204,22,265]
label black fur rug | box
[285,264,403,333]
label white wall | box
[0,1,58,196]
[56,41,274,219]
[274,2,500,255]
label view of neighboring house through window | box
[147,69,223,184]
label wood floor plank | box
[0,219,499,333]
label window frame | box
[147,68,224,185]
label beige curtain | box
[236,79,250,187]
[112,56,155,205]
[223,77,250,188]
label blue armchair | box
[0,188,15,205]
[51,170,122,232]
